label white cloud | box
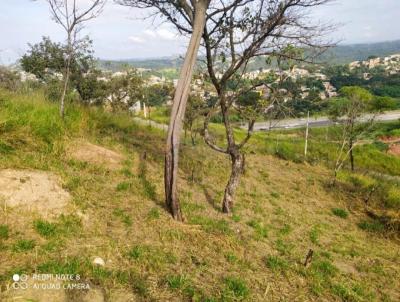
[143,29,156,38]
[128,36,145,43]
[156,28,177,41]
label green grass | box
[189,215,232,235]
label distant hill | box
[98,56,184,72]
[98,40,400,72]
[319,40,400,64]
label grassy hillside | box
[0,90,399,301]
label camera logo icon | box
[12,274,28,290]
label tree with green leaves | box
[43,0,106,119]
[199,1,334,213]
[21,36,107,104]
[107,70,144,112]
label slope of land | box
[0,90,399,302]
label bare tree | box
[117,0,211,221]
[199,0,334,213]
[45,0,106,119]
[328,86,375,177]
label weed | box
[116,181,131,191]
[232,214,241,222]
[33,219,57,238]
[265,255,289,272]
[113,208,133,226]
[279,224,292,236]
[247,219,268,239]
[223,276,249,300]
[189,216,232,235]
[13,239,36,252]
[309,225,321,244]
[275,239,293,255]
[127,245,145,260]
[130,273,149,297]
[121,167,133,177]
[311,260,337,277]
[225,252,238,264]
[331,208,348,219]
[166,274,189,290]
[0,224,9,240]
[38,258,81,275]
[270,192,280,199]
[147,207,160,220]
[358,220,385,232]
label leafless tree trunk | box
[164,2,207,221]
[304,111,310,158]
[60,33,72,119]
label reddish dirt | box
[388,144,400,156]
[379,136,400,156]
[379,136,400,144]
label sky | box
[0,0,399,65]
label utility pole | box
[304,111,310,158]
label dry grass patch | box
[67,140,124,170]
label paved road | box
[133,110,400,133]
[249,110,400,131]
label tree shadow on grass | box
[137,152,165,210]
[199,182,221,211]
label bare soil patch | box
[68,140,124,169]
[0,169,70,216]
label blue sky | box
[0,0,399,64]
